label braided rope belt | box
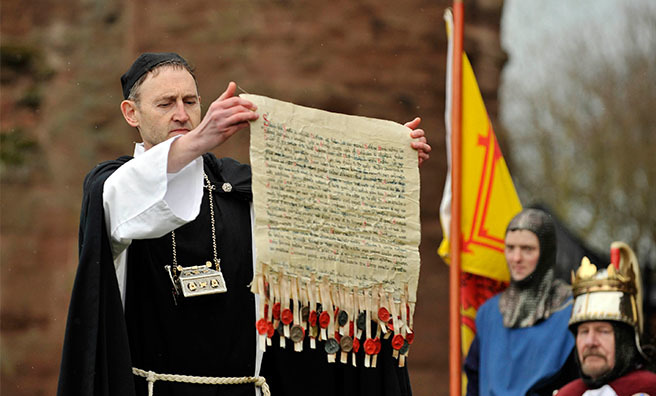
[132,367,271,396]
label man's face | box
[128,67,201,150]
[504,229,540,282]
[576,321,616,379]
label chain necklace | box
[166,172,227,300]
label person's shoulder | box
[92,155,132,170]
[474,293,502,325]
[624,368,656,380]
[202,154,250,172]
[611,369,656,392]
[479,293,501,311]
[553,378,586,396]
[83,156,133,191]
[203,154,252,199]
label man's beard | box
[580,349,612,379]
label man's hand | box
[189,81,258,150]
[168,82,258,172]
[405,117,431,167]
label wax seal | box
[290,325,305,342]
[406,332,415,344]
[391,334,404,350]
[353,337,361,353]
[266,322,275,338]
[273,302,281,320]
[310,325,319,338]
[319,311,331,329]
[281,308,293,325]
[363,338,376,355]
[256,318,269,335]
[301,306,310,322]
[324,338,340,354]
[309,310,318,326]
[338,310,349,326]
[357,312,366,330]
[387,318,395,331]
[340,335,354,352]
[399,340,410,354]
[377,307,390,322]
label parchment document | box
[246,94,421,302]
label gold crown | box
[571,257,637,297]
[569,241,643,335]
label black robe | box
[58,153,411,396]
[58,154,256,396]
[261,331,412,396]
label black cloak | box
[58,152,411,396]
[57,154,255,396]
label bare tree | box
[500,3,656,265]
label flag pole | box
[449,1,464,395]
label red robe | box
[556,370,656,396]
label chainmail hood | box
[498,208,572,328]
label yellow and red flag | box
[440,7,522,389]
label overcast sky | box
[500,0,655,99]
[497,0,656,265]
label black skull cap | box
[120,52,189,99]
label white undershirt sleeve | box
[102,136,204,303]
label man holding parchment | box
[57,52,430,396]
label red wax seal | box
[281,308,293,325]
[309,310,318,326]
[374,338,382,354]
[377,307,390,322]
[406,332,415,344]
[319,311,331,328]
[267,322,275,338]
[353,337,361,352]
[349,321,354,336]
[273,302,281,320]
[363,338,376,355]
[391,334,404,350]
[256,318,269,335]
[387,318,394,331]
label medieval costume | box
[555,242,656,396]
[464,209,578,396]
[58,137,258,396]
[556,369,656,396]
[58,51,413,396]
[59,138,412,395]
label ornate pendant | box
[166,260,228,298]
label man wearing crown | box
[556,242,656,396]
